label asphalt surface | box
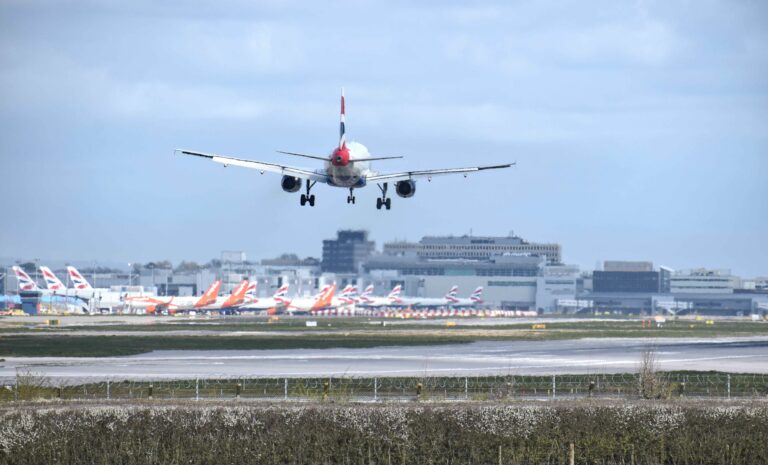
[2,336,767,381]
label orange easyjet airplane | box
[127,279,242,314]
[281,283,337,314]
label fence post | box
[236,382,241,400]
[374,378,378,402]
[148,383,153,400]
[569,442,575,465]
[284,378,288,400]
[107,380,110,400]
[552,375,556,399]
[465,377,469,400]
[195,378,199,401]
[727,374,731,399]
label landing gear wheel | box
[301,179,317,207]
[347,195,356,204]
[376,183,390,211]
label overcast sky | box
[1,0,766,276]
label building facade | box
[322,230,376,273]
[384,233,561,265]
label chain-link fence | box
[2,373,768,402]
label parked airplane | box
[356,285,403,308]
[238,283,290,312]
[198,279,251,312]
[389,285,474,308]
[445,286,484,307]
[334,284,358,306]
[282,283,337,314]
[64,265,146,312]
[126,280,222,314]
[12,266,42,292]
[39,266,66,291]
[177,89,514,209]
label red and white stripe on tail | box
[39,266,65,291]
[358,284,375,303]
[338,284,358,304]
[273,284,290,304]
[67,266,93,290]
[445,285,460,303]
[12,266,39,291]
[339,87,346,149]
[470,286,484,304]
[387,285,402,304]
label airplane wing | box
[177,149,330,183]
[366,163,514,183]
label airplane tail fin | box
[339,87,346,149]
[361,284,374,297]
[39,266,65,291]
[12,266,39,291]
[222,279,249,308]
[318,282,337,308]
[388,285,402,299]
[470,286,484,304]
[273,284,289,303]
[445,285,459,303]
[194,280,221,308]
[67,266,93,290]
[244,281,257,302]
[339,284,358,304]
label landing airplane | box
[177,89,514,210]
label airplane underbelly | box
[327,166,366,188]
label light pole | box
[128,263,132,287]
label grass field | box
[0,318,765,356]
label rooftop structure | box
[383,233,561,265]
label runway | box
[2,336,767,381]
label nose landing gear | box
[376,183,391,210]
[347,188,356,204]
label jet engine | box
[395,180,416,198]
[281,176,302,193]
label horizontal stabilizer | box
[277,151,329,161]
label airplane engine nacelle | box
[281,176,302,193]
[395,180,416,198]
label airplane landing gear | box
[301,179,316,207]
[376,183,391,210]
[347,188,356,204]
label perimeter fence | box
[3,372,768,402]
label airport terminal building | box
[361,233,577,312]
[3,233,767,316]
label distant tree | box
[175,261,202,272]
[205,259,222,269]
[18,262,36,274]
[146,261,172,270]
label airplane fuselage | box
[323,141,372,188]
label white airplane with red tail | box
[177,89,514,209]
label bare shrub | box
[638,347,667,399]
